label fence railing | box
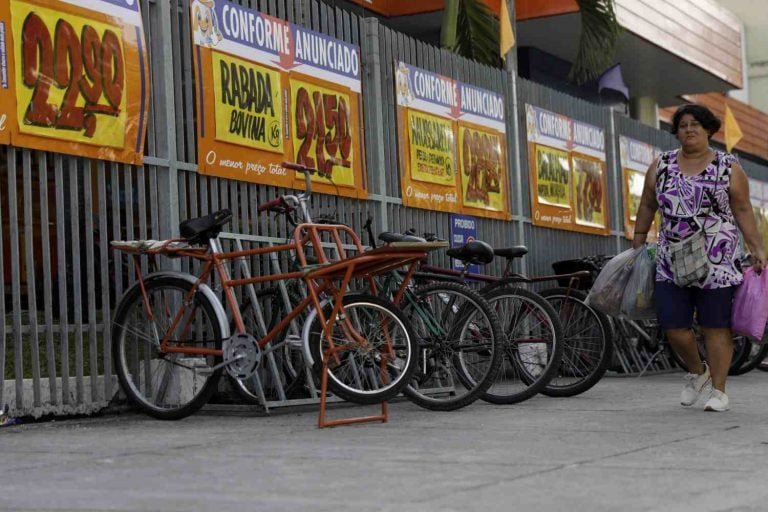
[1,0,765,417]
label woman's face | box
[676,113,709,151]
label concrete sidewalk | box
[2,371,768,512]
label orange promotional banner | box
[618,135,662,240]
[191,1,366,198]
[0,0,10,145]
[1,0,149,164]
[526,104,609,235]
[395,61,510,220]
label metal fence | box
[2,0,767,417]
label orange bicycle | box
[110,162,443,420]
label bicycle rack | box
[212,230,443,427]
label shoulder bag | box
[668,153,721,287]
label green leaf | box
[569,0,623,84]
[441,0,501,67]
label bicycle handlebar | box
[256,196,291,214]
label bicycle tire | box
[729,340,768,375]
[538,288,614,397]
[400,282,504,411]
[227,287,310,404]
[112,276,223,420]
[307,293,418,404]
[480,286,564,404]
[667,331,751,375]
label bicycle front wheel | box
[308,293,417,404]
[112,276,223,420]
[401,282,504,411]
[539,288,613,397]
[481,286,564,404]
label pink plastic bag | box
[731,267,768,342]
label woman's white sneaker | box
[704,389,729,412]
[680,362,711,406]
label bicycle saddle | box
[446,240,494,265]
[378,231,427,244]
[179,209,233,244]
[493,246,529,259]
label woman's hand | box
[751,247,766,274]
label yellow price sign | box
[12,1,127,148]
[212,52,282,153]
[290,77,356,187]
[458,124,505,211]
[407,109,456,186]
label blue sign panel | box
[450,213,479,274]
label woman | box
[633,104,766,412]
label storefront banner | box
[195,2,360,93]
[572,155,606,228]
[572,119,605,160]
[618,135,661,240]
[192,1,366,198]
[1,0,149,163]
[535,145,570,208]
[525,104,570,151]
[526,104,608,235]
[406,109,456,186]
[458,82,505,132]
[0,2,10,145]
[396,61,510,219]
[619,135,657,173]
[458,124,507,216]
[396,61,459,119]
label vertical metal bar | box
[110,163,124,301]
[124,167,135,287]
[509,71,527,274]
[609,111,624,254]
[363,18,389,234]
[8,148,24,409]
[152,0,180,242]
[0,146,6,408]
[22,150,42,407]
[97,162,112,402]
[37,152,57,406]
[54,154,70,405]
[69,158,84,403]
[82,160,99,401]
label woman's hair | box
[671,104,721,138]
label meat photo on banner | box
[0,0,150,163]
[525,104,609,235]
[395,62,510,220]
[619,135,662,240]
[190,1,366,198]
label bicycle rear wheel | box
[112,276,223,420]
[538,288,613,397]
[729,340,768,375]
[400,282,504,411]
[481,286,564,404]
[308,293,417,404]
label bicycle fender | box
[300,298,333,367]
[124,271,231,341]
